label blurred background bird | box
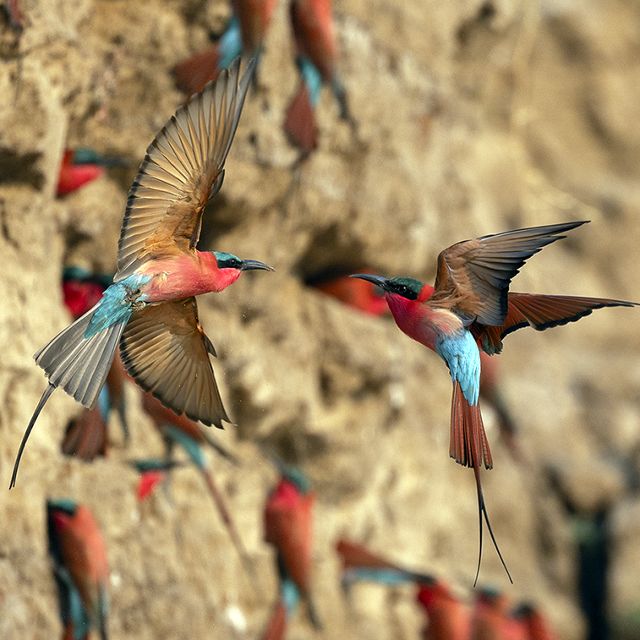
[140,391,251,572]
[47,499,109,640]
[127,458,186,502]
[173,0,278,95]
[415,577,470,640]
[284,0,354,156]
[10,58,275,488]
[263,457,321,629]
[57,148,128,197]
[351,220,638,583]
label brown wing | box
[475,292,638,354]
[120,298,230,427]
[430,221,587,326]
[115,57,255,281]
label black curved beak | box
[241,259,275,272]
[349,273,389,290]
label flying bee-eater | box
[11,58,273,487]
[351,221,638,583]
[284,0,354,155]
[173,0,278,95]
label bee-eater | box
[61,387,109,461]
[471,586,525,640]
[173,0,278,95]
[62,267,131,445]
[264,462,321,628]
[284,0,353,155]
[335,538,432,593]
[416,577,471,640]
[351,221,638,583]
[57,149,128,197]
[47,499,109,640]
[512,603,557,640]
[128,458,185,501]
[11,58,274,487]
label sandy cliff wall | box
[1,0,639,638]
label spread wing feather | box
[120,299,230,427]
[115,57,255,281]
[430,221,588,326]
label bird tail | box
[173,45,221,95]
[283,83,318,156]
[450,381,512,585]
[61,406,108,462]
[201,430,240,466]
[200,468,255,578]
[259,602,287,640]
[305,593,323,630]
[10,306,126,487]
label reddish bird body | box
[416,580,470,640]
[351,221,638,583]
[57,150,104,196]
[173,0,277,94]
[309,269,388,316]
[285,0,352,155]
[264,469,320,628]
[47,500,109,640]
[513,604,557,640]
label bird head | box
[349,274,426,301]
[213,251,274,273]
[212,251,274,289]
[46,498,78,516]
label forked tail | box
[10,306,126,487]
[450,381,512,585]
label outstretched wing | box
[120,298,230,427]
[115,57,255,281]
[430,221,587,326]
[474,292,638,354]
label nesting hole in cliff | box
[0,148,43,189]
[259,424,329,464]
[295,223,376,298]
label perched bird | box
[284,0,353,156]
[61,387,110,462]
[416,577,471,640]
[57,148,128,197]
[62,267,130,445]
[306,267,388,316]
[264,461,320,628]
[351,221,637,583]
[470,587,519,640]
[128,458,185,501]
[11,58,274,487]
[512,603,557,640]
[336,538,432,593]
[173,0,278,95]
[47,499,109,640]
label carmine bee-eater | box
[128,458,186,501]
[61,388,110,462]
[351,221,638,583]
[335,538,432,594]
[57,149,128,197]
[47,499,109,640]
[284,0,354,156]
[416,577,471,640]
[10,58,274,487]
[173,0,278,95]
[471,586,529,640]
[264,461,321,628]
